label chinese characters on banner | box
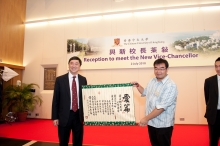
[67,30,220,69]
[82,83,136,126]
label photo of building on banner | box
[82,83,136,126]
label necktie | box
[72,76,78,112]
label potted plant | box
[3,83,42,122]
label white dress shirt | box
[68,72,79,110]
[217,75,220,109]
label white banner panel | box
[82,83,136,126]
[67,30,220,69]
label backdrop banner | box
[82,83,136,126]
[67,30,220,69]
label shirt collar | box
[217,75,220,81]
[154,75,169,84]
[68,72,78,79]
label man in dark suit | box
[204,57,220,146]
[52,56,87,146]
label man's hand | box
[139,108,164,127]
[53,119,59,126]
[139,116,148,127]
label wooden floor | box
[0,137,63,146]
[0,137,93,146]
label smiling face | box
[154,63,168,81]
[215,60,220,76]
[68,59,81,75]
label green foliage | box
[173,41,185,47]
[3,83,42,112]
[67,39,88,52]
[197,36,210,41]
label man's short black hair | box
[153,58,169,68]
[215,57,220,63]
[68,56,82,66]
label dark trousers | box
[148,125,173,146]
[208,110,220,146]
[58,110,83,146]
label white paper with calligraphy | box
[82,83,136,126]
[67,30,220,69]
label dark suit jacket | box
[52,73,87,126]
[204,75,219,125]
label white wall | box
[23,0,220,124]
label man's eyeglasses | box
[154,68,167,71]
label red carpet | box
[0,119,219,146]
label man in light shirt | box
[132,58,178,146]
[204,57,220,146]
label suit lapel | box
[78,74,82,94]
[64,73,71,98]
[213,75,218,96]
